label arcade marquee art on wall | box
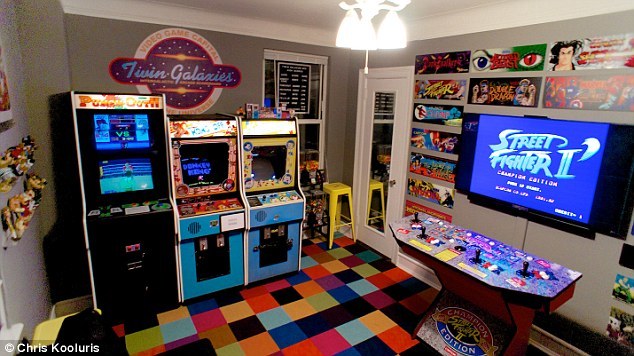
[415,51,471,74]
[415,79,466,100]
[109,28,242,114]
[469,77,541,107]
[471,44,547,72]
[549,33,634,71]
[413,104,463,127]
[543,75,634,112]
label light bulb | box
[377,11,407,49]
[336,9,361,48]
[351,18,377,50]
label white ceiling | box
[60,0,634,47]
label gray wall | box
[64,15,354,186]
[0,0,70,338]
[350,10,634,334]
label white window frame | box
[263,49,328,168]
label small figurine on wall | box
[0,136,42,242]
[0,136,37,192]
[0,170,46,241]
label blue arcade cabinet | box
[240,115,305,283]
[168,115,245,300]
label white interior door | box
[352,66,413,260]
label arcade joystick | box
[412,212,421,223]
[521,261,530,278]
[416,226,427,239]
[475,249,482,263]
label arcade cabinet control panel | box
[247,190,302,207]
[390,213,582,298]
[176,196,242,217]
[87,198,172,218]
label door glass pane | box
[299,124,320,169]
[368,92,395,232]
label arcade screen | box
[178,142,230,189]
[94,113,151,150]
[468,114,608,224]
[458,113,634,238]
[99,158,155,195]
[251,145,288,181]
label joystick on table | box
[417,226,427,239]
[412,212,421,223]
[474,248,482,264]
[521,261,530,278]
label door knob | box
[389,180,396,187]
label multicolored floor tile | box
[115,234,439,355]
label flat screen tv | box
[172,139,236,197]
[99,158,155,195]
[94,113,150,150]
[457,113,634,239]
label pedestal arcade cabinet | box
[56,92,179,321]
[168,115,245,301]
[390,214,581,355]
[240,116,305,283]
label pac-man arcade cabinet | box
[59,92,179,321]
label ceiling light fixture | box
[336,0,410,73]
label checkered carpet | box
[114,233,440,355]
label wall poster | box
[0,35,12,127]
[410,153,456,184]
[408,177,454,209]
[612,274,634,306]
[277,62,310,113]
[415,79,466,100]
[410,128,460,154]
[549,33,634,71]
[543,75,634,112]
[405,200,452,222]
[606,306,633,347]
[415,51,471,74]
[109,28,242,115]
[469,77,541,107]
[413,103,463,126]
[471,44,547,72]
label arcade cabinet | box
[168,115,245,301]
[53,92,179,321]
[240,115,305,283]
[390,213,582,355]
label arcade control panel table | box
[390,213,582,355]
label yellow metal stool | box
[367,179,385,228]
[32,309,102,346]
[323,182,356,249]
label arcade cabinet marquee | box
[55,92,179,321]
